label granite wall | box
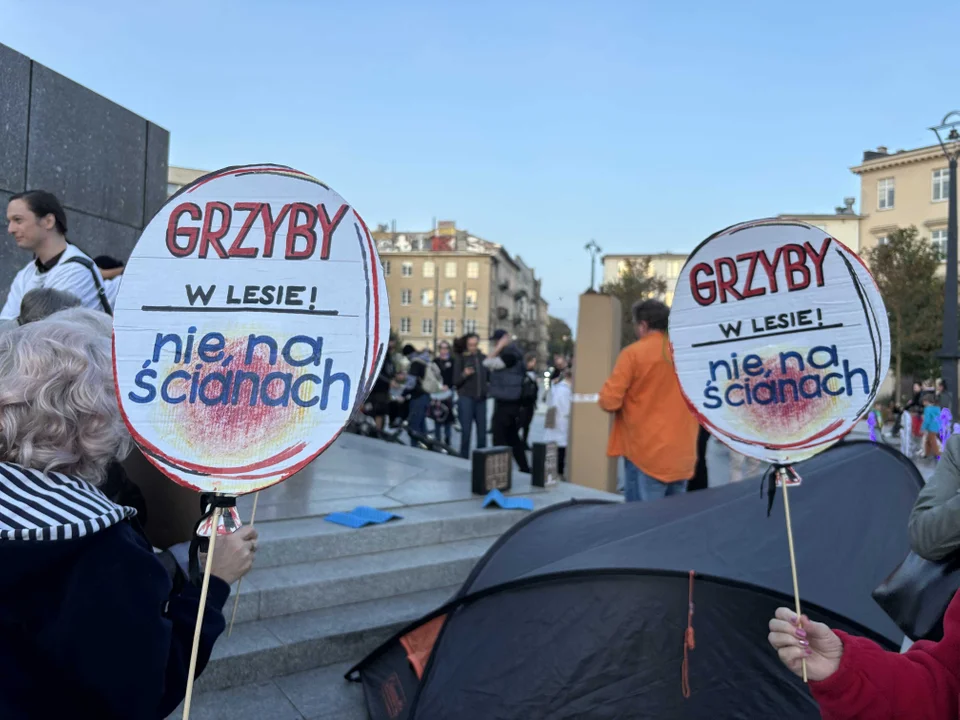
[0,42,169,295]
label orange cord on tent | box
[681,570,696,699]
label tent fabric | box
[353,441,922,719]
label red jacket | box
[812,591,960,719]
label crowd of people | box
[368,325,574,475]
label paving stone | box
[169,681,302,720]
[276,663,366,720]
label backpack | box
[422,361,444,394]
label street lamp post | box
[931,112,960,419]
[585,239,602,291]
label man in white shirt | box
[1,190,111,320]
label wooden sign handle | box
[780,476,808,683]
[227,491,260,637]
[182,505,222,719]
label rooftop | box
[851,144,947,174]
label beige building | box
[852,145,952,257]
[600,252,687,305]
[778,198,862,252]
[374,221,547,355]
[167,166,207,196]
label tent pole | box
[780,471,808,683]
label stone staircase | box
[173,499,545,719]
[169,433,622,719]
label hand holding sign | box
[669,219,890,682]
[112,164,389,716]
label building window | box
[423,261,435,278]
[464,319,478,334]
[167,183,182,197]
[383,260,391,276]
[877,178,895,210]
[400,317,411,333]
[465,289,478,308]
[443,319,456,335]
[877,236,890,246]
[932,229,948,259]
[445,261,457,278]
[401,289,412,306]
[401,262,413,277]
[934,169,951,202]
[422,318,434,335]
[443,289,457,308]
[421,289,434,306]
[467,261,480,279]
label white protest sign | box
[669,219,889,465]
[113,164,389,495]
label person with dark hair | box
[17,287,82,325]
[453,333,488,459]
[518,352,540,447]
[938,378,953,413]
[402,344,431,439]
[2,191,111,319]
[485,330,531,473]
[599,300,698,501]
[432,341,456,445]
[93,255,125,307]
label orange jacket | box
[598,331,699,483]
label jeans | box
[492,400,530,473]
[407,394,430,439]
[622,458,687,502]
[458,396,488,459]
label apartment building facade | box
[852,145,952,257]
[374,222,548,354]
[600,252,687,305]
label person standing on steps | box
[518,352,540,449]
[2,191,111,320]
[454,333,488,459]
[599,300,698,501]
[432,341,456,446]
[485,330,531,474]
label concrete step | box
[194,585,456,695]
[231,536,492,623]
[252,499,523,569]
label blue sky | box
[3,0,957,330]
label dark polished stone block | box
[0,45,30,194]
[471,446,513,495]
[26,63,146,227]
[144,122,169,224]
[65,208,140,263]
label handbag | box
[544,406,557,430]
[872,551,960,641]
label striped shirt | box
[0,462,136,542]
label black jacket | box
[454,352,488,398]
[0,462,229,719]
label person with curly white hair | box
[0,308,257,719]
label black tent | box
[350,441,922,719]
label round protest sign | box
[113,164,389,495]
[669,219,889,465]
